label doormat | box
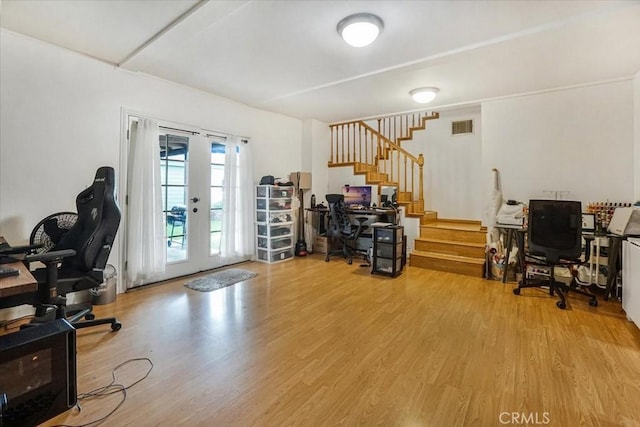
[184,268,257,292]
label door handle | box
[190,197,200,203]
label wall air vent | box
[452,120,473,135]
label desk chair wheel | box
[111,321,122,331]
[85,313,95,320]
[556,300,567,310]
[589,298,598,307]
[513,288,521,295]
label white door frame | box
[118,108,231,290]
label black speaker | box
[0,319,77,427]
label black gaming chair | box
[325,194,368,264]
[27,167,122,331]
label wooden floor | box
[32,255,640,426]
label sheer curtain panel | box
[221,137,254,263]
[127,118,166,287]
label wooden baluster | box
[365,128,369,165]
[418,154,424,210]
[330,126,334,164]
[358,124,362,165]
[341,125,345,163]
[404,156,408,195]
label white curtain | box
[221,137,254,262]
[127,118,166,287]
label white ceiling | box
[2,0,639,123]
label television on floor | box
[342,186,372,207]
[0,319,77,427]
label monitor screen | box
[342,186,372,207]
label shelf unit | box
[255,185,295,263]
[372,225,404,277]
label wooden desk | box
[0,236,38,298]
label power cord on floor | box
[50,357,154,427]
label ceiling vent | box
[452,120,473,135]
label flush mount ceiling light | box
[337,13,384,47]
[409,87,439,104]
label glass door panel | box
[160,133,189,263]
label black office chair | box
[324,194,368,265]
[167,204,186,247]
[513,199,597,309]
[26,166,122,331]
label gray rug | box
[184,268,257,292]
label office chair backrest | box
[326,194,352,236]
[56,167,121,272]
[527,199,582,263]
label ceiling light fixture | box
[409,87,439,104]
[337,13,384,47]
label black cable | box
[50,357,154,427]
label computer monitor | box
[527,199,582,262]
[342,185,372,207]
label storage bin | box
[375,227,402,243]
[373,258,402,274]
[376,242,402,258]
[271,237,292,250]
[270,248,293,262]
[90,264,116,305]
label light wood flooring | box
[28,255,640,426]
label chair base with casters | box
[26,253,122,331]
[325,216,368,265]
[513,256,598,309]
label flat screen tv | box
[342,186,372,207]
[527,199,582,262]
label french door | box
[126,118,227,286]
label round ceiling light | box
[409,87,439,104]
[337,13,384,47]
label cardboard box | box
[289,172,312,190]
[313,236,328,254]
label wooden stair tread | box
[416,237,485,248]
[411,250,485,264]
[423,223,485,232]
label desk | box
[0,236,38,304]
[306,206,399,253]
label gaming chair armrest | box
[26,249,76,264]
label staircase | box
[411,215,487,277]
[328,112,439,216]
[328,111,487,277]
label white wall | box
[0,30,302,278]
[411,107,483,220]
[481,80,635,222]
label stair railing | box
[329,120,424,209]
[373,111,439,145]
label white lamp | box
[337,13,384,47]
[409,87,439,104]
